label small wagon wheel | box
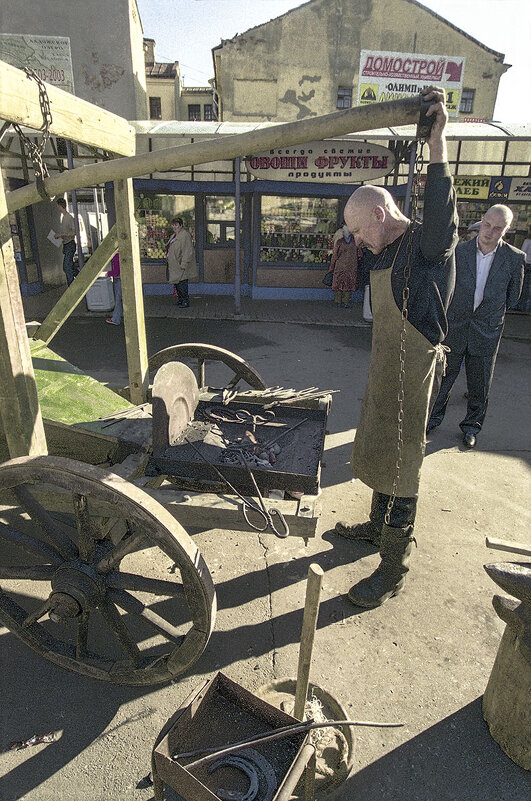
[0,455,216,686]
[148,343,267,391]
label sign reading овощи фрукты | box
[245,141,395,183]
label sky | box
[136,0,530,123]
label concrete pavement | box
[1,287,529,800]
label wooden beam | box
[6,95,423,212]
[0,60,135,157]
[0,171,47,457]
[21,483,319,538]
[114,179,149,404]
[32,226,118,345]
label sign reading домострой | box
[0,33,74,93]
[357,50,465,117]
[246,141,395,183]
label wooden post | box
[34,226,118,345]
[294,563,324,721]
[0,170,47,457]
[114,178,149,404]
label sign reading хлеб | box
[246,141,395,183]
[357,49,465,116]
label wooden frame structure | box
[0,59,425,459]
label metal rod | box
[66,140,85,271]
[403,140,417,218]
[178,718,405,769]
[294,563,324,720]
[234,156,241,315]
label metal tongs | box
[236,451,289,538]
[183,435,289,538]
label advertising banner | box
[453,176,491,199]
[357,49,465,116]
[508,178,531,202]
[0,33,74,93]
[246,140,395,183]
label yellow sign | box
[359,84,379,105]
[445,88,460,114]
[453,176,490,199]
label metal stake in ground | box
[294,563,324,721]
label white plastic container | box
[86,276,115,311]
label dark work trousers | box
[429,344,498,434]
[371,491,417,528]
[62,240,77,285]
[174,279,189,305]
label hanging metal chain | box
[384,137,426,526]
[12,68,53,197]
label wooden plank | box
[0,170,47,457]
[114,178,149,404]
[32,227,118,345]
[0,60,135,157]
[12,483,319,538]
[6,95,423,212]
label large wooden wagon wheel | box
[0,455,216,685]
[148,343,267,391]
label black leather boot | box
[335,492,386,546]
[346,524,415,608]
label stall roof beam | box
[6,96,425,212]
[0,60,135,158]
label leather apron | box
[351,263,439,497]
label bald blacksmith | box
[336,86,458,608]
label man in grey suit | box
[427,204,524,448]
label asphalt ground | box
[1,289,530,800]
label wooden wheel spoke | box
[96,527,145,574]
[14,486,77,559]
[76,613,89,660]
[99,599,141,666]
[73,493,96,562]
[106,571,184,596]
[0,519,63,564]
[108,589,185,644]
[0,564,55,581]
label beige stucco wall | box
[1,0,146,119]
[146,78,177,119]
[214,0,508,122]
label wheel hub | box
[49,562,106,619]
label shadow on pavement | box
[343,697,528,801]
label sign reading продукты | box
[246,141,395,183]
[357,50,465,117]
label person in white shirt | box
[427,204,524,448]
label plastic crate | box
[86,276,115,312]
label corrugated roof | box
[129,120,530,140]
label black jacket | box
[445,237,525,356]
[372,162,458,344]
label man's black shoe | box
[463,432,476,449]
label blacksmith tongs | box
[237,452,289,538]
